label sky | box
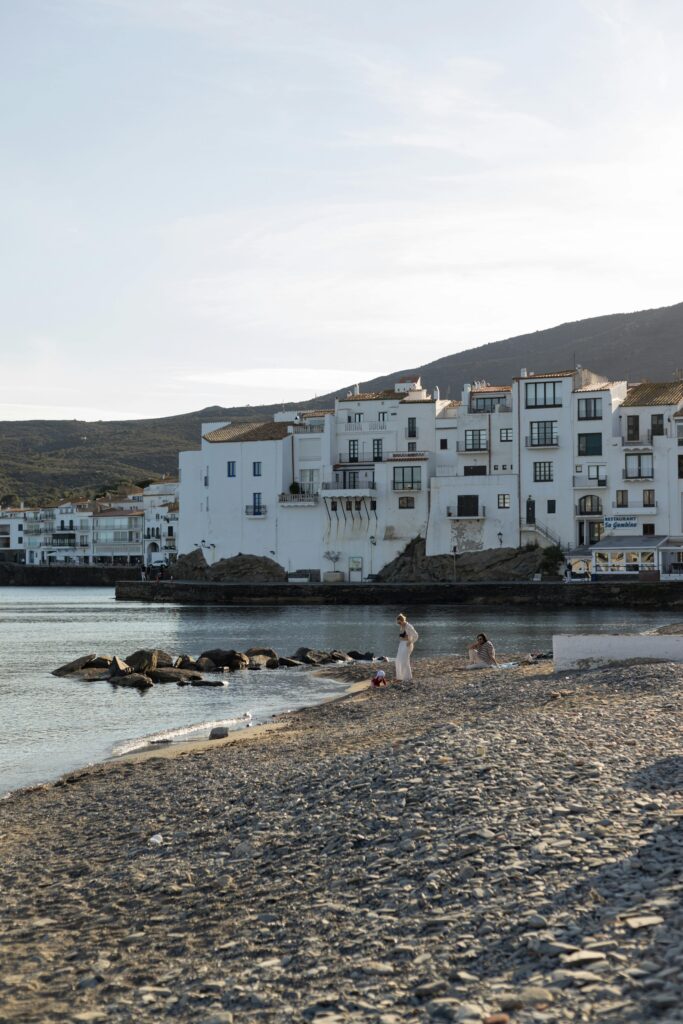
[2,0,683,421]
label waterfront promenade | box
[2,655,683,1022]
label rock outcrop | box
[173,550,287,583]
[377,537,548,583]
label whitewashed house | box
[0,507,27,563]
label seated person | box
[371,669,388,687]
[466,633,499,669]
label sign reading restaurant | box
[603,515,638,530]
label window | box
[457,495,479,517]
[625,454,653,479]
[398,496,415,509]
[346,500,352,511]
[330,500,338,511]
[616,490,628,508]
[465,429,488,450]
[588,464,606,483]
[378,411,387,422]
[643,523,655,536]
[500,428,512,442]
[578,495,603,514]
[471,396,498,412]
[643,489,655,507]
[651,414,664,437]
[407,442,417,452]
[578,397,603,420]
[348,439,359,463]
[354,499,362,511]
[547,499,556,514]
[525,381,561,408]
[530,421,558,446]
[393,466,421,490]
[370,499,377,510]
[533,461,553,482]
[464,465,487,476]
[168,526,174,537]
[679,454,683,478]
[372,439,383,462]
[252,492,262,511]
[354,412,363,423]
[253,461,262,477]
[439,438,448,450]
[407,417,417,438]
[227,461,236,478]
[627,415,640,442]
[578,433,602,456]
[498,494,510,509]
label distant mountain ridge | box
[2,300,683,503]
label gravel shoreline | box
[2,655,683,1023]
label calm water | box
[0,588,678,797]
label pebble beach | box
[2,655,683,1024]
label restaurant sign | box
[603,515,638,530]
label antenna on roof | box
[675,368,683,381]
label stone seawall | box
[0,564,141,587]
[116,578,683,608]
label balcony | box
[385,450,429,460]
[343,421,387,432]
[392,483,422,492]
[50,537,77,547]
[573,475,607,487]
[525,435,559,448]
[457,441,489,453]
[245,505,267,517]
[322,479,376,493]
[447,505,486,518]
[611,501,658,513]
[574,505,603,517]
[337,451,375,465]
[278,492,320,505]
[290,423,325,433]
[622,431,653,447]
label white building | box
[177,370,683,580]
[0,507,27,563]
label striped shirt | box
[475,640,496,665]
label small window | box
[253,461,262,477]
[378,411,387,422]
[643,523,655,536]
[354,412,364,423]
[440,438,448,450]
[407,442,417,452]
[370,499,377,510]
[354,499,362,510]
[578,397,602,420]
[331,500,338,511]
[533,461,553,482]
[227,461,236,477]
[346,500,352,511]
[616,490,628,508]
[463,465,487,476]
[498,494,510,509]
[643,489,655,507]
[547,499,556,514]
[578,433,602,457]
[398,496,415,509]
[651,414,664,437]
[500,428,512,442]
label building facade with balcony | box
[176,370,683,580]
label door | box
[349,556,363,583]
[526,498,536,525]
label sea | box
[1,587,678,798]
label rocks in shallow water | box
[78,668,111,682]
[52,653,97,677]
[87,655,113,669]
[108,656,131,677]
[278,656,304,667]
[111,672,153,689]
[200,649,249,671]
[328,650,353,663]
[175,653,196,669]
[292,647,339,665]
[147,667,203,684]
[249,654,272,669]
[246,647,278,660]
[125,649,159,673]
[346,649,375,661]
[190,677,225,687]
[153,649,175,668]
[195,656,217,672]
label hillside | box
[2,300,683,503]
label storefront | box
[590,535,666,578]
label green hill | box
[2,300,683,504]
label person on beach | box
[395,613,418,682]
[466,633,500,669]
[372,668,387,687]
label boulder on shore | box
[52,653,97,677]
[292,647,338,666]
[329,649,353,663]
[195,656,217,672]
[173,550,287,583]
[209,726,230,739]
[245,647,279,660]
[347,650,375,661]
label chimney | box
[520,368,528,378]
[434,385,440,401]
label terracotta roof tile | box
[204,422,291,443]
[471,385,512,393]
[621,382,683,407]
[339,390,399,402]
[513,369,576,380]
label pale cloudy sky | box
[2,0,683,420]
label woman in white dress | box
[395,613,418,682]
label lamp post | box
[497,531,503,546]
[369,535,376,576]
[452,542,457,582]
